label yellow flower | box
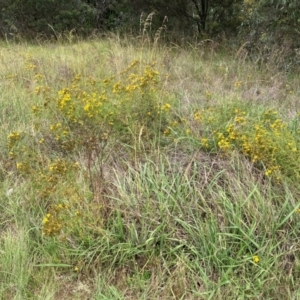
[253,255,259,263]
[32,105,39,112]
[163,128,171,136]
[161,103,171,112]
[16,162,23,169]
[201,138,209,148]
[194,111,202,122]
[265,169,272,176]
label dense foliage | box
[1,1,299,68]
[0,0,299,39]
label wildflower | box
[73,74,81,82]
[113,82,122,93]
[163,128,171,136]
[8,131,21,141]
[253,255,260,263]
[161,103,171,112]
[265,169,272,176]
[16,162,23,169]
[234,81,242,88]
[234,116,246,124]
[194,111,202,122]
[32,105,39,113]
[201,138,209,148]
[43,213,51,224]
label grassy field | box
[0,36,300,299]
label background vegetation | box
[1,0,300,70]
[0,1,300,299]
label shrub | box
[6,59,174,239]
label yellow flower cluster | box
[35,85,51,96]
[112,64,159,94]
[7,131,21,149]
[49,159,70,174]
[52,60,171,147]
[234,81,242,88]
[189,106,299,179]
[6,60,174,238]
[16,162,30,172]
[42,204,69,236]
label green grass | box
[0,36,300,299]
